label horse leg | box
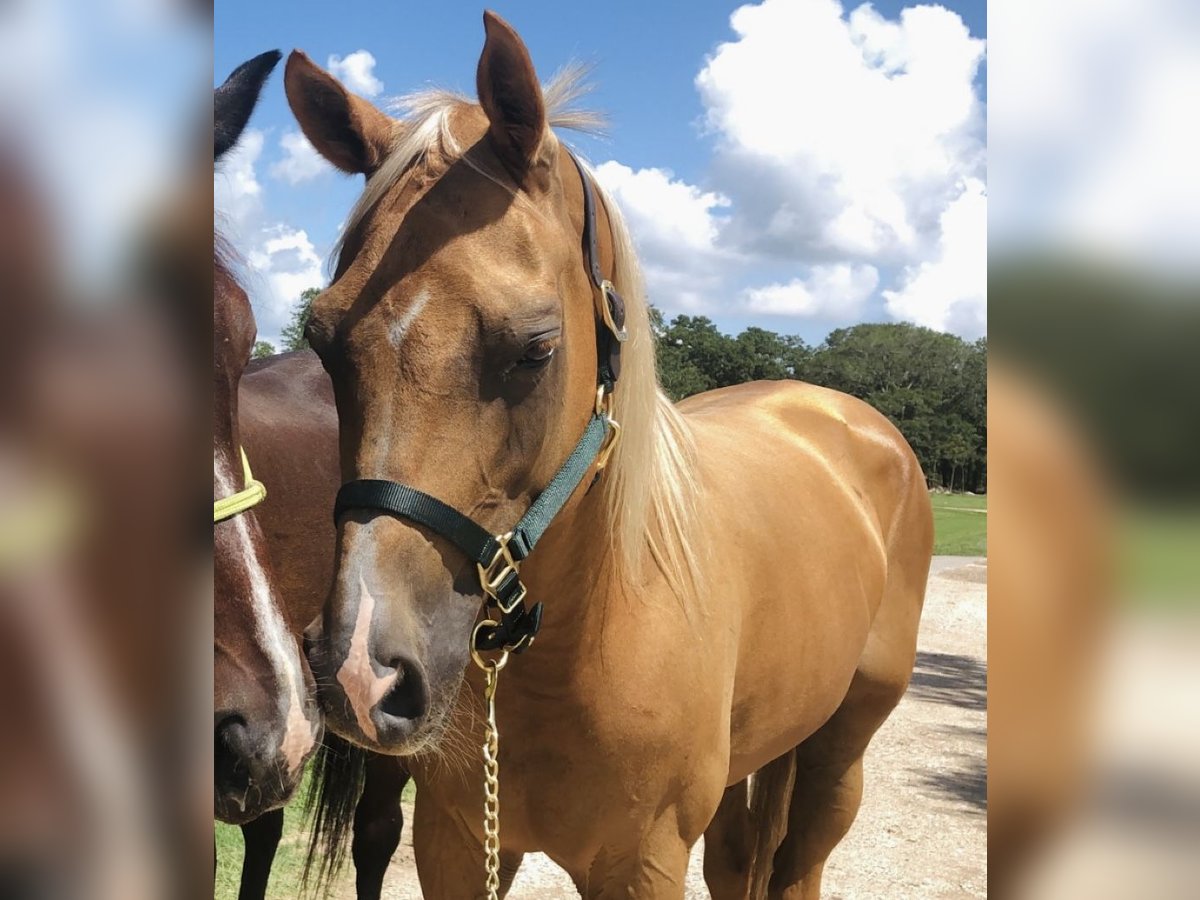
[237,807,283,900]
[766,495,927,900]
[412,788,491,899]
[703,781,752,899]
[767,743,864,900]
[498,850,524,897]
[352,754,409,900]
[581,815,693,899]
[411,783,525,899]
[767,648,916,899]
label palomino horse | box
[288,12,931,898]
[216,54,411,900]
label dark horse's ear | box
[476,11,549,182]
[284,51,396,176]
[215,50,282,161]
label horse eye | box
[515,338,557,370]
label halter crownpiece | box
[332,151,626,654]
[214,447,268,523]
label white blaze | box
[215,452,315,772]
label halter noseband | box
[214,447,268,523]
[332,153,627,654]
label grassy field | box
[1121,507,1200,606]
[930,492,987,556]
[215,783,314,899]
[216,776,416,900]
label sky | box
[215,0,988,348]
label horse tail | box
[300,732,367,896]
[747,750,797,900]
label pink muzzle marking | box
[336,576,398,743]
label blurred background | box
[989,0,1199,896]
[0,0,210,898]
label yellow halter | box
[214,447,267,523]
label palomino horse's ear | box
[215,50,282,161]
[476,11,548,180]
[283,50,396,176]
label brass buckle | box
[594,387,622,472]
[476,532,526,615]
[596,417,622,472]
[599,280,628,343]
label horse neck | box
[519,469,623,648]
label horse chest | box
[469,638,726,855]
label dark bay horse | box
[216,54,410,899]
[214,49,321,830]
[289,13,931,897]
[241,352,411,900]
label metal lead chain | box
[477,649,508,900]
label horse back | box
[240,350,340,635]
[680,379,930,550]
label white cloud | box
[696,0,985,264]
[215,127,264,232]
[327,50,383,97]
[244,225,325,345]
[593,161,732,311]
[593,161,729,262]
[216,134,328,346]
[580,1,987,336]
[883,177,987,336]
[742,263,879,317]
[269,130,331,185]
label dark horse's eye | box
[515,338,557,370]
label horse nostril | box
[377,658,429,722]
[214,714,251,796]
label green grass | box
[216,773,416,899]
[215,770,321,900]
[1120,507,1200,607]
[930,492,987,556]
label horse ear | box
[476,11,548,178]
[284,50,396,176]
[215,50,282,161]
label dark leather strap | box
[569,153,626,391]
[334,481,501,564]
[573,152,606,290]
[334,414,609,567]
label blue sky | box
[216,0,987,347]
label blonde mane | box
[333,67,700,599]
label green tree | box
[280,286,321,351]
[651,308,722,400]
[799,323,986,491]
[648,309,986,492]
[733,327,793,382]
[251,340,276,359]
